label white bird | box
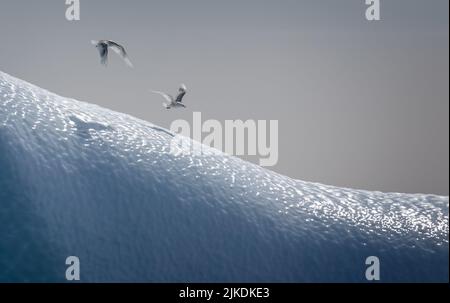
[150,84,187,109]
[91,40,133,67]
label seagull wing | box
[98,43,108,66]
[91,40,108,65]
[175,84,187,103]
[150,90,174,104]
[107,40,133,67]
[175,91,186,103]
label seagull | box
[91,40,133,67]
[150,84,187,109]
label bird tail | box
[163,103,171,109]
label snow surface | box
[0,71,448,282]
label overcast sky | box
[0,0,448,195]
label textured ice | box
[0,71,448,282]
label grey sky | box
[0,0,448,195]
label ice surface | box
[0,71,448,282]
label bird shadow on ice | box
[69,115,175,140]
[69,115,114,139]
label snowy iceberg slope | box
[0,71,448,282]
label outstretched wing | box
[107,40,133,67]
[98,44,108,66]
[175,91,186,103]
[150,90,174,104]
[175,84,187,103]
[91,40,109,65]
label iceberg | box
[0,71,448,282]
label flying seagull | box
[91,40,133,67]
[150,84,187,109]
